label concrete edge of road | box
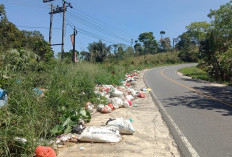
[143,70,200,157]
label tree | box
[177,32,198,62]
[160,31,166,38]
[199,1,232,82]
[88,40,111,62]
[80,51,90,61]
[138,32,158,54]
[57,50,79,62]
[134,40,143,56]
[0,21,26,52]
[0,4,6,21]
[186,21,211,45]
[208,0,232,47]
[159,37,171,51]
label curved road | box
[144,64,232,157]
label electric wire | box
[73,8,137,39]
[17,25,62,30]
[2,0,48,9]
[64,16,120,44]
[66,12,131,43]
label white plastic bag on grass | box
[106,118,135,134]
[78,126,121,143]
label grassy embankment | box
[0,51,183,156]
[179,66,232,86]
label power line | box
[72,8,136,39]
[17,25,61,30]
[66,12,131,43]
[2,0,48,8]
[67,10,136,41]
[64,16,121,44]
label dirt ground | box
[57,70,180,157]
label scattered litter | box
[78,126,121,143]
[125,95,134,101]
[80,147,85,151]
[33,88,45,97]
[56,133,79,144]
[141,88,152,92]
[127,100,132,106]
[35,146,56,157]
[106,118,135,135]
[0,88,7,107]
[97,104,112,113]
[85,102,94,113]
[107,104,115,110]
[138,93,146,98]
[14,137,27,144]
[72,123,86,134]
[133,104,138,107]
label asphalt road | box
[144,64,232,157]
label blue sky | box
[1,0,229,56]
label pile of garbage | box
[53,70,149,146]
[89,70,146,114]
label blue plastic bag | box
[0,88,8,107]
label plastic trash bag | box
[72,123,86,134]
[106,118,135,134]
[97,104,112,113]
[128,88,138,97]
[35,146,56,157]
[125,95,134,101]
[85,102,94,113]
[110,90,123,97]
[122,99,130,108]
[56,133,79,144]
[111,97,123,108]
[138,93,146,98]
[0,88,7,107]
[78,126,121,143]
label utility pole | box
[71,27,77,63]
[43,0,55,45]
[49,4,54,45]
[43,0,72,60]
[61,1,66,60]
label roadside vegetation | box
[179,66,232,86]
[176,1,232,84]
[0,1,231,156]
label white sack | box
[106,118,135,134]
[125,95,134,101]
[110,90,123,97]
[78,126,121,143]
[111,97,123,108]
[122,99,130,108]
